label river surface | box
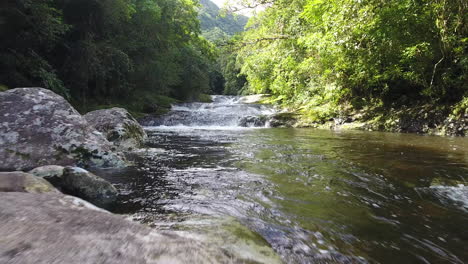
[99,96,468,263]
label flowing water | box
[98,96,468,263]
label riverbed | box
[97,96,468,263]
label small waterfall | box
[143,95,275,128]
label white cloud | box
[210,0,226,7]
[208,0,262,17]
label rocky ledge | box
[268,106,468,136]
[0,192,232,264]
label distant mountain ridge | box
[198,0,248,41]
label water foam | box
[430,184,468,211]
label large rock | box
[30,165,118,208]
[0,192,232,264]
[0,171,59,193]
[267,112,298,128]
[238,115,267,127]
[84,107,147,151]
[0,88,126,171]
[28,165,65,181]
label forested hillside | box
[1,0,466,130]
[0,0,215,115]
[198,0,248,41]
[225,0,467,128]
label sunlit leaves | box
[233,0,467,114]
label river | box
[97,96,468,263]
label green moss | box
[197,93,213,103]
[70,146,96,165]
[123,123,145,142]
[0,84,8,92]
[451,97,468,117]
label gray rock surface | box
[84,107,147,151]
[29,165,65,180]
[61,167,118,207]
[29,166,117,207]
[0,192,232,264]
[0,88,126,171]
[0,172,59,193]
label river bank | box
[304,104,468,136]
[255,96,468,136]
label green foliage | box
[0,0,70,97]
[451,97,468,117]
[229,0,467,119]
[199,0,248,40]
[1,0,215,107]
[198,0,249,95]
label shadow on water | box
[93,97,468,264]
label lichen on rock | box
[84,107,147,151]
[0,192,234,264]
[0,88,126,171]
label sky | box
[209,0,261,17]
[211,0,226,8]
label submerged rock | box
[0,192,233,264]
[85,107,147,151]
[0,88,126,171]
[0,172,59,194]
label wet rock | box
[85,108,147,151]
[29,165,65,180]
[0,88,126,171]
[0,172,59,193]
[443,117,468,136]
[29,165,66,189]
[0,192,233,264]
[268,112,298,128]
[238,115,267,127]
[29,165,117,208]
[60,167,118,208]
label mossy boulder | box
[84,107,147,151]
[61,167,118,208]
[0,88,126,171]
[268,112,298,128]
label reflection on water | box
[96,97,468,263]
